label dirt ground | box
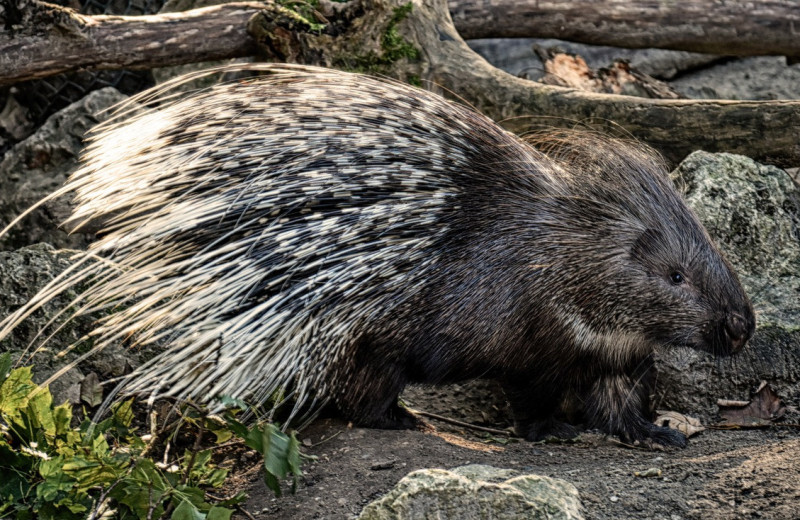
[224,381,800,520]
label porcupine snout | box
[725,311,755,354]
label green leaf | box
[217,395,248,410]
[39,457,65,478]
[287,432,302,492]
[171,498,205,520]
[189,449,212,472]
[64,456,125,491]
[260,424,292,497]
[64,500,89,514]
[37,459,76,502]
[15,509,34,520]
[174,484,208,508]
[129,458,170,492]
[222,415,249,440]
[203,468,228,488]
[206,506,234,520]
[205,417,233,444]
[114,481,166,519]
[0,471,33,507]
[3,362,258,520]
[111,399,135,428]
[53,402,73,437]
[93,399,135,439]
[0,366,36,416]
[262,470,281,498]
[26,388,56,437]
[91,429,110,456]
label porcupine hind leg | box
[584,358,687,447]
[502,379,579,441]
[333,338,420,430]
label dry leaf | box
[654,410,705,437]
[717,381,785,427]
[79,372,103,407]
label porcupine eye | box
[669,271,685,285]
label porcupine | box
[0,64,755,447]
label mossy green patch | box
[338,2,421,78]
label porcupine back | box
[0,64,558,421]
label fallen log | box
[449,0,800,58]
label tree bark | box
[449,0,800,57]
[0,1,263,85]
[408,0,800,167]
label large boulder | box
[655,152,800,421]
[0,87,127,251]
[358,464,584,520]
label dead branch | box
[415,0,800,167]
[449,0,800,58]
[0,1,264,85]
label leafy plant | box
[225,415,303,498]
[0,353,307,519]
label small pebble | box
[610,495,619,503]
[634,467,662,478]
[370,460,397,470]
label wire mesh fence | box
[10,0,166,132]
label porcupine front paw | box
[586,372,688,449]
[623,423,687,448]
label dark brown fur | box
[332,131,755,447]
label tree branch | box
[415,0,800,167]
[449,0,800,57]
[0,1,263,86]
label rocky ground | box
[230,381,800,520]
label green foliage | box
[381,3,420,64]
[224,412,306,497]
[275,0,326,33]
[341,2,421,76]
[0,353,307,519]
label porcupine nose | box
[725,312,754,353]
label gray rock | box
[0,87,128,251]
[467,38,720,80]
[0,244,137,405]
[358,464,584,520]
[0,89,36,147]
[655,152,800,421]
[671,56,800,100]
